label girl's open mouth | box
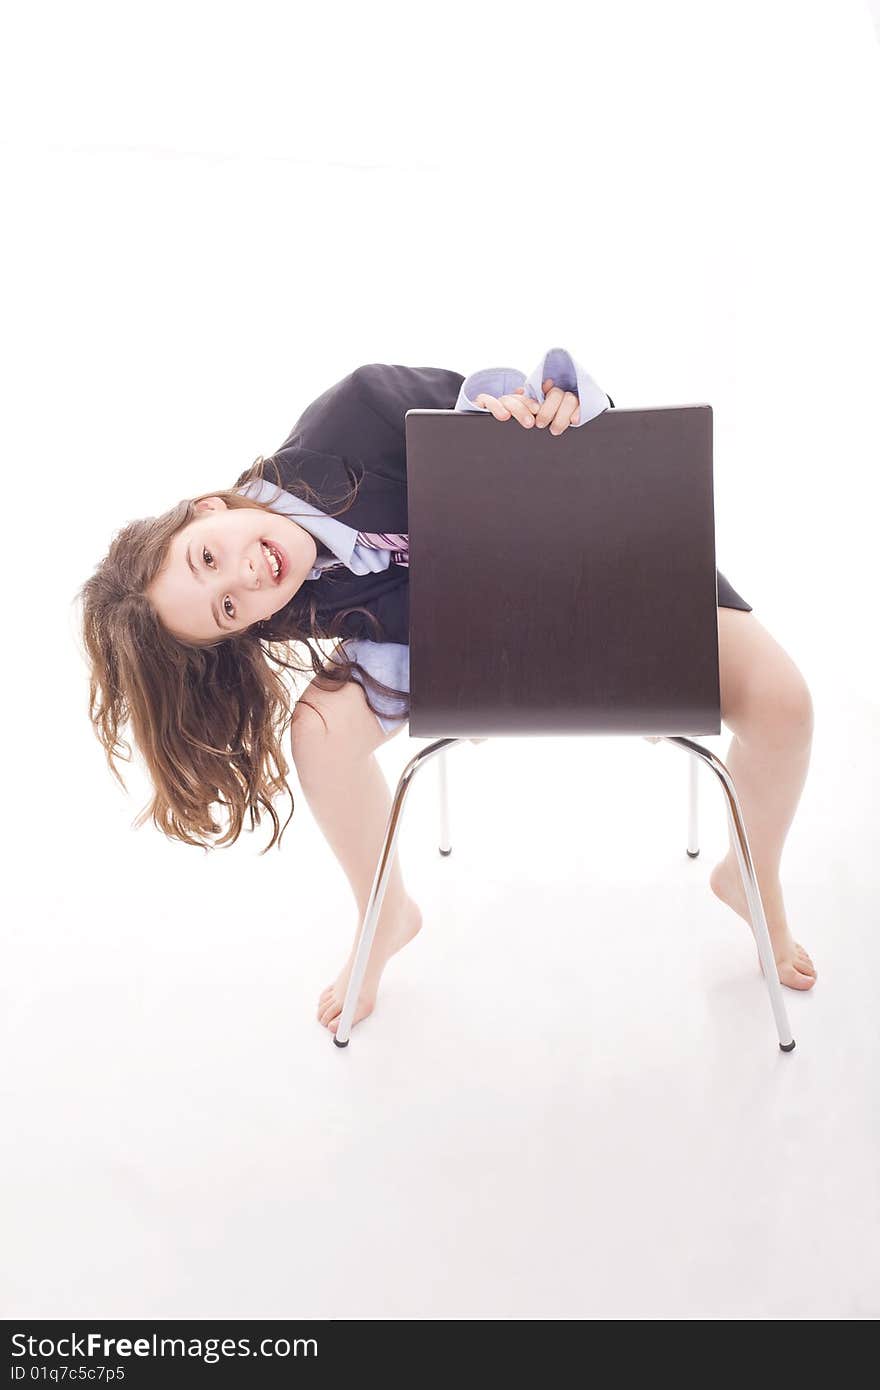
[260,539,287,584]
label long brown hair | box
[78,455,409,852]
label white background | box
[2,0,878,1319]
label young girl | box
[79,347,817,1039]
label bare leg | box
[289,676,421,1035]
[709,608,817,989]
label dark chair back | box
[405,405,722,739]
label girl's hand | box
[473,378,581,434]
[535,377,580,433]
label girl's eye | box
[201,547,234,621]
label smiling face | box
[147,496,318,643]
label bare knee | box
[290,701,353,790]
[719,611,815,748]
[289,677,386,787]
[742,665,815,749]
[289,700,330,774]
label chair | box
[331,405,795,1054]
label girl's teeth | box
[261,541,280,578]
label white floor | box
[3,673,878,1321]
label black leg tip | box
[686,849,700,858]
[333,1036,349,1048]
[779,1039,796,1053]
[439,847,452,856]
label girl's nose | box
[242,554,260,587]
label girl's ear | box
[194,496,229,514]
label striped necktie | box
[312,530,410,576]
[355,530,410,568]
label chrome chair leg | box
[687,754,700,858]
[334,734,796,1054]
[663,736,796,1053]
[438,748,452,857]
[333,737,462,1048]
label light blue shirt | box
[236,346,610,734]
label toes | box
[792,972,817,990]
[319,997,341,1027]
[757,945,818,989]
[793,946,816,976]
[781,964,817,991]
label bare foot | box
[317,896,424,1036]
[709,855,817,990]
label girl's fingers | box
[475,384,576,431]
[536,385,580,434]
[511,392,541,426]
[498,392,537,428]
[473,392,511,420]
[551,392,579,434]
[535,385,563,429]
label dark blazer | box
[270,363,466,645]
[267,362,616,646]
